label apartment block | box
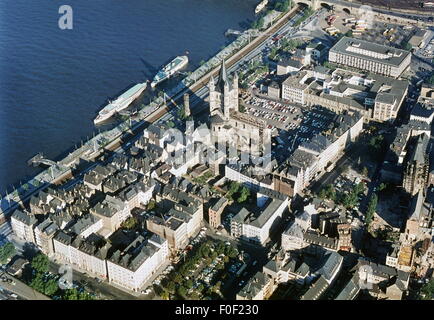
[107,234,169,292]
[10,209,37,243]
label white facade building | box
[107,234,169,292]
[231,193,289,245]
[10,209,37,243]
[329,37,411,78]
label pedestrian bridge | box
[27,153,57,167]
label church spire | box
[216,59,230,93]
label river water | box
[0,0,259,191]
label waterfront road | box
[0,271,50,300]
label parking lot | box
[275,104,337,159]
[241,96,339,163]
[243,95,296,129]
[150,235,252,300]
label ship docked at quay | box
[150,55,189,88]
[255,0,268,14]
[94,82,148,124]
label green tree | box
[166,281,176,294]
[275,0,292,12]
[153,284,164,296]
[320,184,336,201]
[252,17,265,30]
[185,279,194,289]
[177,285,187,298]
[29,273,46,293]
[44,278,59,296]
[366,193,378,226]
[237,186,250,203]
[0,242,16,264]
[362,167,369,176]
[210,250,218,260]
[78,292,95,300]
[199,244,211,258]
[378,183,387,192]
[268,47,279,61]
[190,291,200,300]
[160,290,170,300]
[177,106,188,120]
[146,200,156,210]
[216,242,226,255]
[340,192,358,209]
[354,182,365,195]
[179,264,190,277]
[228,181,240,196]
[227,247,238,259]
[318,188,327,199]
[419,278,434,300]
[31,253,49,273]
[403,42,412,51]
[63,288,79,300]
[121,216,138,230]
[173,273,183,284]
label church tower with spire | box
[208,59,269,157]
[209,60,239,121]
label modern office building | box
[329,37,411,78]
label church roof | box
[210,113,225,124]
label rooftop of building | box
[68,215,101,235]
[108,234,165,272]
[237,271,269,299]
[304,230,339,250]
[335,274,360,300]
[232,197,285,228]
[92,195,126,218]
[300,275,329,300]
[282,70,311,90]
[330,36,411,67]
[11,209,37,226]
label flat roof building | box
[329,37,411,78]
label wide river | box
[0,0,259,192]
